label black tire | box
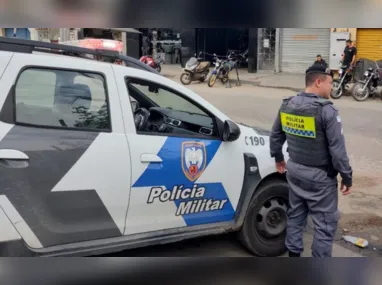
[180,73,192,85]
[330,79,344,99]
[352,82,370,102]
[239,178,289,257]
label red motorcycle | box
[139,55,163,73]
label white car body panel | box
[0,50,287,256]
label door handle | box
[140,154,162,163]
[0,149,29,160]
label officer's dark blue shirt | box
[270,92,353,187]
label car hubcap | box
[255,198,287,238]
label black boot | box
[288,251,301,257]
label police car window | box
[74,74,107,112]
[128,82,208,116]
[15,68,111,131]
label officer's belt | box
[292,161,337,178]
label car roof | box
[0,37,161,76]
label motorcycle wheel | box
[208,74,217,87]
[156,65,161,73]
[330,79,344,99]
[180,73,192,85]
[221,76,229,84]
[352,82,370,102]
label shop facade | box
[356,28,382,61]
[257,28,277,73]
[75,28,141,57]
[140,28,257,72]
[0,28,62,42]
[4,28,31,39]
[279,28,331,73]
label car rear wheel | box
[239,178,289,257]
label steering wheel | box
[134,108,150,131]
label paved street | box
[103,77,382,257]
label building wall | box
[29,28,39,41]
[4,28,31,39]
[330,28,357,41]
[280,28,331,73]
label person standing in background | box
[341,40,357,68]
[314,54,328,68]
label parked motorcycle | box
[139,55,163,73]
[180,52,211,85]
[208,50,246,87]
[330,60,360,99]
[207,53,229,87]
[351,61,382,102]
[228,49,248,68]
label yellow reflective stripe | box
[280,112,316,138]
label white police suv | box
[0,37,289,257]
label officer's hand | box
[340,182,351,195]
[276,161,286,174]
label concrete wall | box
[331,28,357,42]
[28,29,39,40]
[28,28,61,41]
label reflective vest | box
[279,96,332,168]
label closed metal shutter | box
[280,28,330,73]
[356,29,382,61]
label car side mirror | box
[148,85,159,93]
[222,120,241,142]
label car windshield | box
[131,83,208,116]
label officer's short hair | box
[346,39,352,44]
[305,64,333,86]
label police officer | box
[269,64,353,257]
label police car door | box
[114,67,245,236]
[0,53,132,250]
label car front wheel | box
[239,178,289,257]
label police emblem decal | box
[181,141,207,182]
